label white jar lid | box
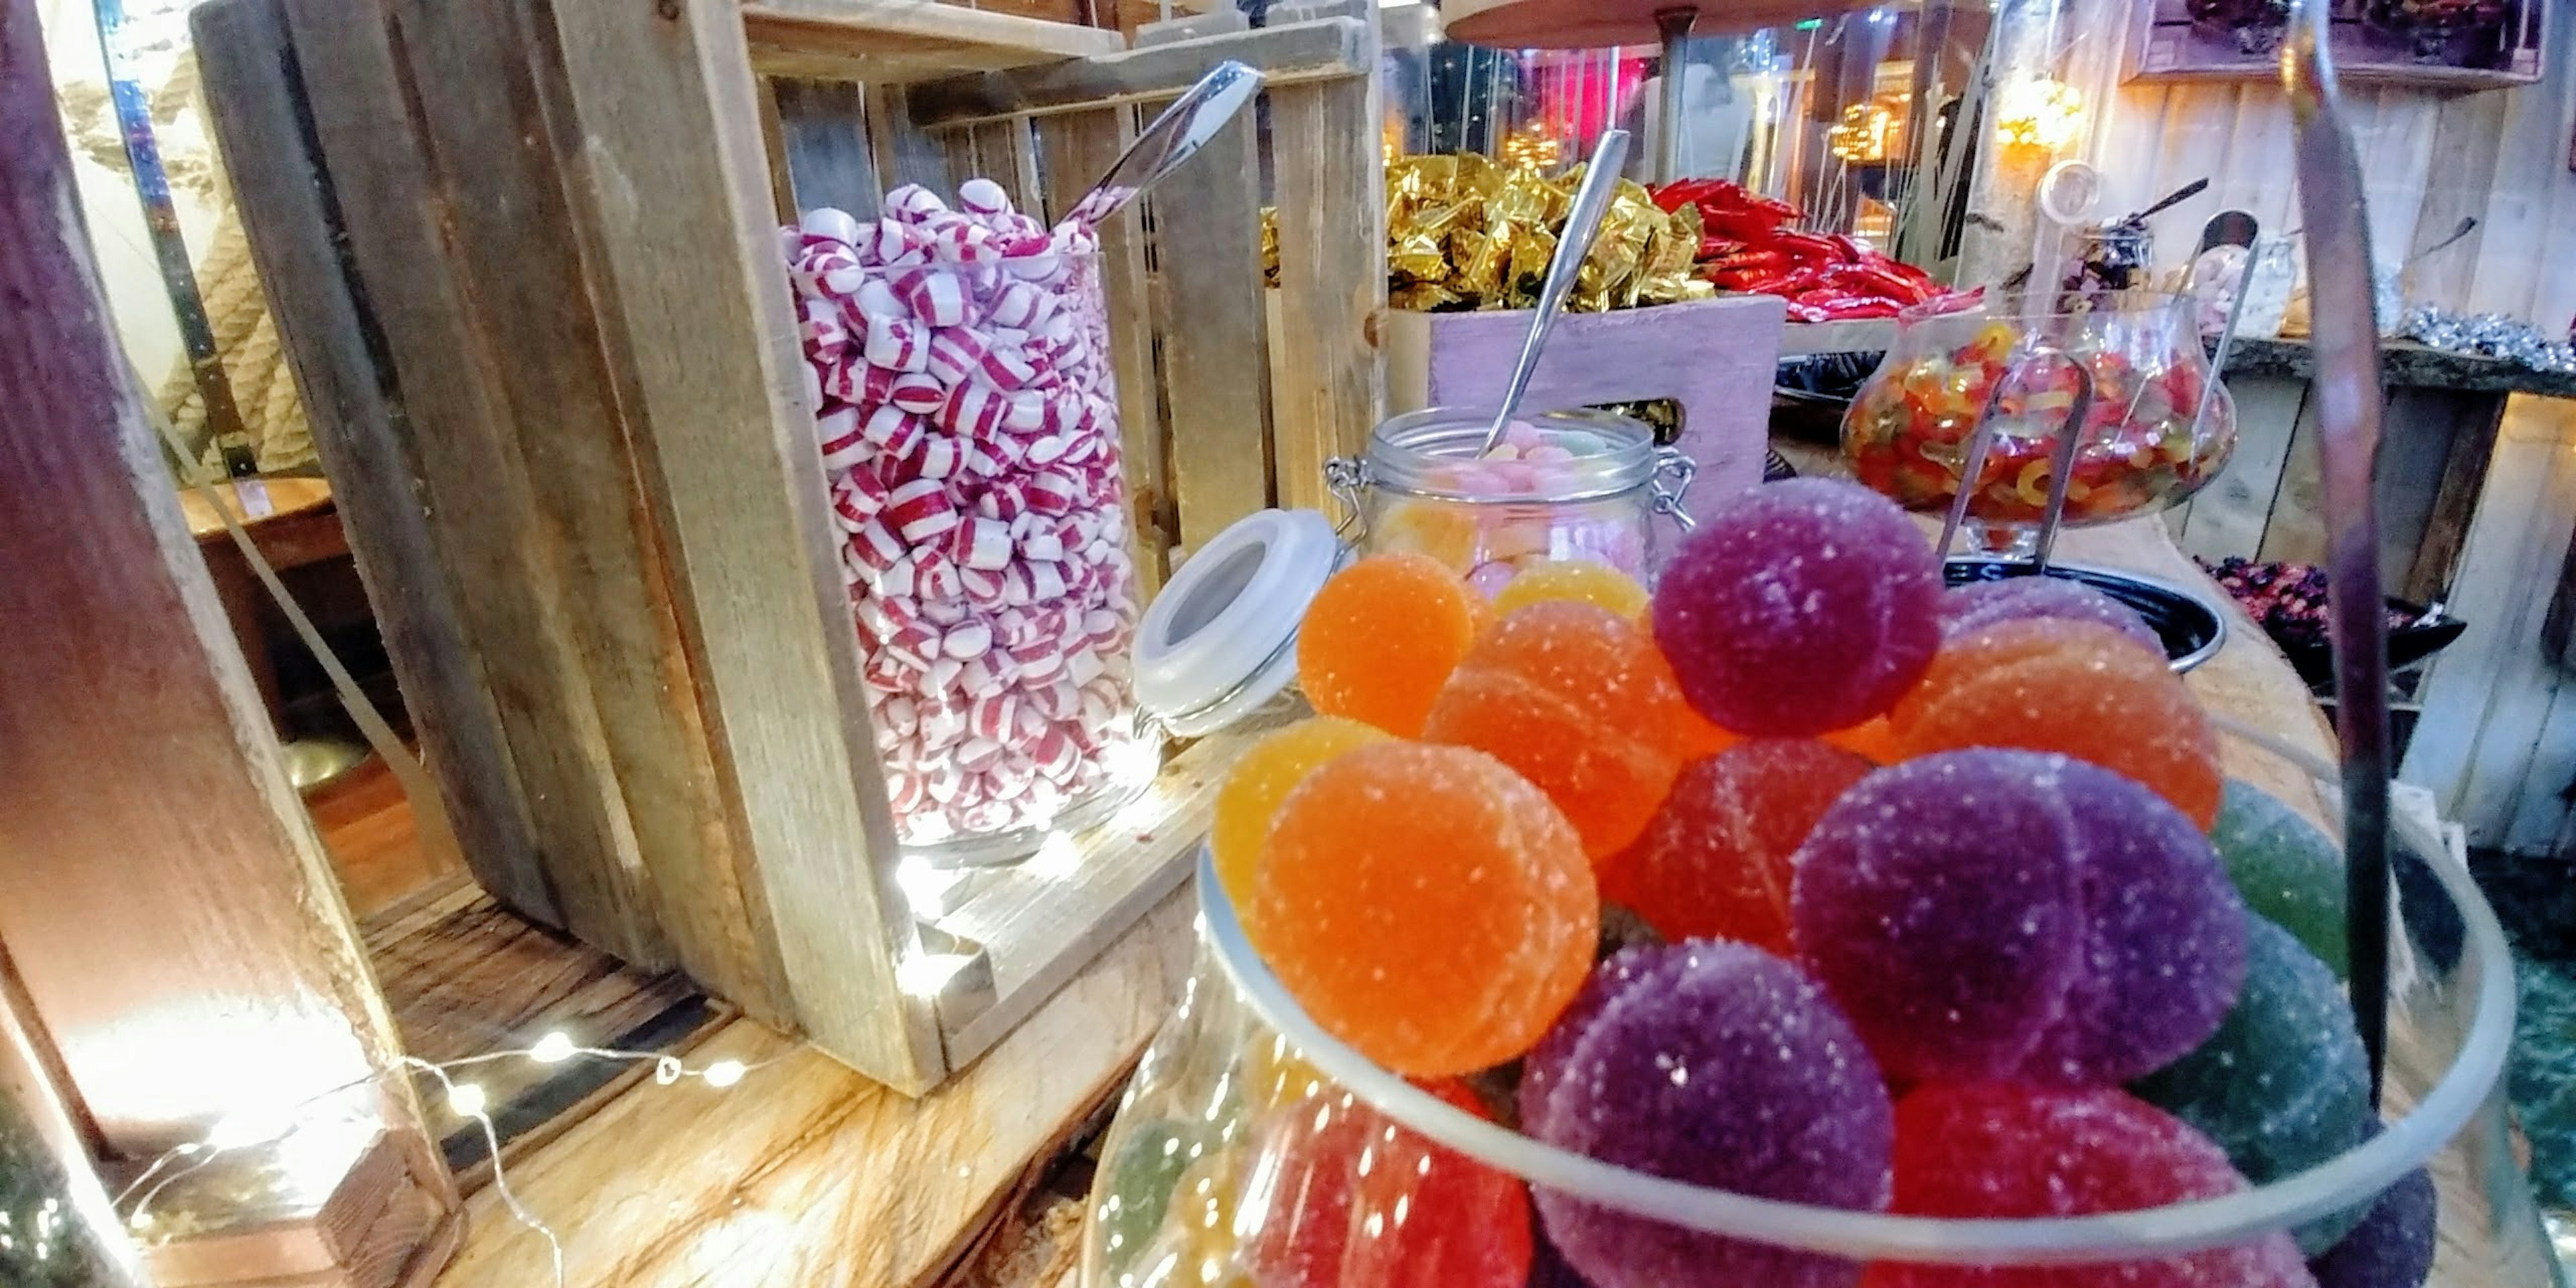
[1133,508,1342,738]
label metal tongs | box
[2285,0,2398,1105]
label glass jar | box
[787,211,1152,866]
[1,979,141,1287]
[1081,722,2541,1286]
[1330,408,1697,597]
[1841,289,2238,546]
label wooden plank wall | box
[2065,0,2576,335]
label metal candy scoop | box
[1058,60,1264,230]
[1477,128,1635,458]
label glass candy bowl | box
[1841,291,2238,539]
[1080,722,2543,1287]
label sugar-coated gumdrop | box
[1640,646,1739,761]
[1211,717,1390,917]
[1495,559,1652,619]
[1652,478,1944,737]
[2132,916,2371,1254]
[1297,554,1483,736]
[1377,500,1481,572]
[1239,1079,1533,1288]
[1140,1149,1253,1287]
[1523,942,1893,1288]
[1793,750,2248,1085]
[1888,619,2224,829]
[2211,780,2349,977]
[1423,602,1682,860]
[2307,1161,2435,1288]
[1939,576,2163,655]
[1096,1120,1213,1279]
[1870,1085,2314,1287]
[1822,716,1902,763]
[1615,740,1874,953]
[1255,742,1597,1076]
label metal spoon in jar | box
[1476,128,1636,458]
[1057,60,1265,230]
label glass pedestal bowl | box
[1080,723,2549,1287]
[1842,290,2239,559]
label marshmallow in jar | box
[784,178,1150,859]
[1350,408,1694,598]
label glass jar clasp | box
[1650,447,1698,535]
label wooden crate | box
[199,0,1383,1093]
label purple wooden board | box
[1393,293,1786,505]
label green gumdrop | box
[2211,779,2348,978]
[1096,1119,1212,1277]
[2132,914,2373,1255]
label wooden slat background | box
[2068,0,2576,333]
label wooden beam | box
[192,0,560,930]
[743,0,1122,83]
[770,78,883,217]
[528,0,947,1089]
[1266,64,1385,514]
[1149,107,1275,553]
[0,2,458,1277]
[904,14,1366,127]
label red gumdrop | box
[1618,741,1874,953]
[1240,1079,1534,1288]
[1868,1085,2314,1288]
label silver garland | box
[2396,305,2576,376]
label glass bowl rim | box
[1363,407,1660,504]
[1196,717,2516,1266]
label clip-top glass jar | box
[1328,408,1697,596]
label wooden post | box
[0,0,458,1278]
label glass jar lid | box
[1365,407,1658,504]
[1133,508,1342,738]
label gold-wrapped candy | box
[1259,152,1714,313]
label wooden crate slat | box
[274,0,674,969]
[2175,376,2306,564]
[867,80,957,192]
[1148,107,1274,555]
[934,713,1284,1065]
[2253,388,2329,567]
[1034,105,1170,596]
[193,0,557,928]
[530,0,947,1089]
[378,0,769,989]
[904,14,1368,127]
[1267,72,1385,514]
[742,0,1122,82]
[965,117,1042,213]
[770,79,883,217]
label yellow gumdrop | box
[1243,1030,1333,1110]
[1211,717,1391,917]
[1376,500,1480,572]
[1493,559,1650,620]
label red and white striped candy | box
[1032,729,1081,782]
[963,443,1010,479]
[1017,524,1066,563]
[863,317,927,373]
[1002,252,1064,284]
[885,184,948,223]
[954,737,1005,773]
[926,329,987,386]
[801,207,865,248]
[977,343,1038,390]
[878,555,918,598]
[792,245,865,297]
[967,693,1018,740]
[820,420,871,474]
[935,382,1008,438]
[847,517,906,572]
[879,694,921,736]
[1024,471,1081,516]
[800,299,851,362]
[915,553,965,600]
[961,566,1008,607]
[1065,649,1106,688]
[892,268,967,327]
[887,479,959,543]
[888,373,945,415]
[1006,637,1063,680]
[830,476,881,530]
[922,657,966,698]
[941,621,994,660]
[909,434,963,481]
[861,403,920,450]
[957,177,1012,217]
[987,280,1055,330]
[853,278,906,321]
[941,516,1012,572]
[859,217,918,267]
[1000,391,1049,433]
[959,655,1003,698]
[823,358,899,408]
[1021,434,1069,467]
[930,219,1002,266]
[887,771,928,814]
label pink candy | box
[786,188,1144,848]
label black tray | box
[1944,559,2229,673]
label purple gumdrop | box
[2308,1164,2436,1288]
[1521,941,1892,1288]
[1790,751,2088,1082]
[2016,759,2250,1084]
[1939,576,2163,655]
[1792,750,2247,1085]
[1652,478,1942,737]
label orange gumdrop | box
[1296,553,1483,737]
[1888,619,2223,828]
[1822,716,1902,764]
[1642,645,1741,762]
[1212,717,1392,919]
[1422,602,1682,861]
[1254,743,1597,1077]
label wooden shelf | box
[742,0,1123,81]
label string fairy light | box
[111,1034,783,1288]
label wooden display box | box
[200,0,1387,1093]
